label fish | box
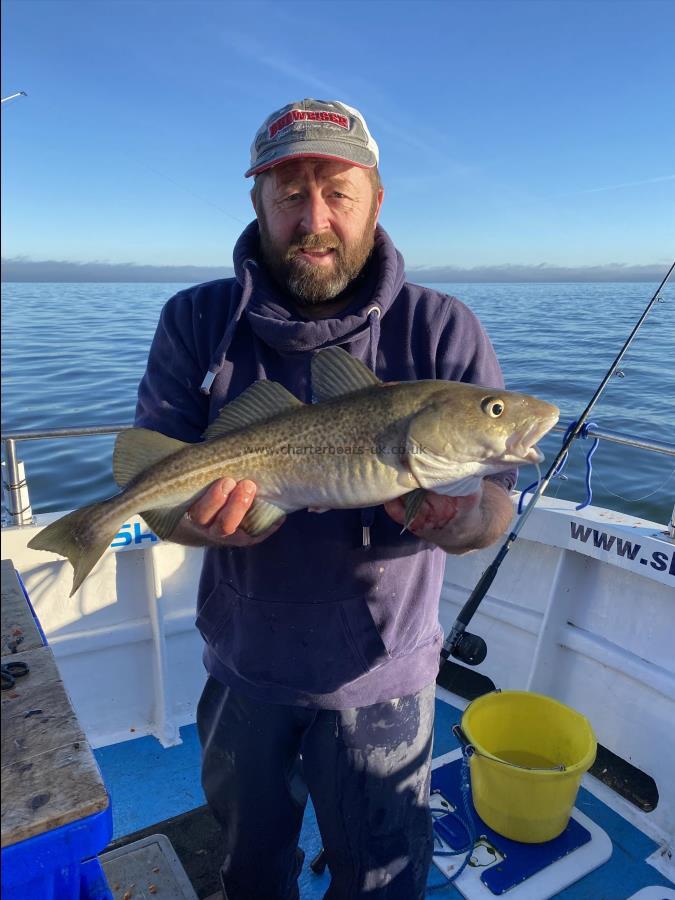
[28,347,559,595]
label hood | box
[200,218,405,401]
[233,220,406,355]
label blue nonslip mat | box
[431,758,592,895]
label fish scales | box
[123,382,423,512]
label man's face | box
[253,159,384,306]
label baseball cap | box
[245,99,379,178]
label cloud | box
[562,174,675,197]
[0,258,233,284]
[219,29,341,97]
[404,262,670,283]
[3,257,669,284]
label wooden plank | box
[2,680,86,764]
[1,646,79,769]
[0,645,61,695]
[1,741,109,847]
[1,559,43,656]
[0,568,109,849]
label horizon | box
[1,257,670,285]
[2,0,674,272]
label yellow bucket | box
[460,690,596,843]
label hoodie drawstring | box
[365,304,381,374]
[360,304,382,548]
[200,264,256,395]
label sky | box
[1,0,674,280]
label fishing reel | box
[441,628,488,667]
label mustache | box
[286,233,342,256]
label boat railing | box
[2,422,675,532]
[2,425,131,528]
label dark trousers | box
[197,677,435,900]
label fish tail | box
[28,498,124,596]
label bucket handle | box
[452,724,566,773]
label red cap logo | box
[269,109,349,139]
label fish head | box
[406,383,560,493]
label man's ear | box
[373,187,385,224]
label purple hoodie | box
[135,222,513,709]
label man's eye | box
[278,193,302,207]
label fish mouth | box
[503,410,560,464]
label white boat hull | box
[3,495,674,852]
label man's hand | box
[172,478,285,548]
[384,480,513,554]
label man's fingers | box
[453,492,482,514]
[186,478,284,546]
[212,479,257,536]
[422,494,458,529]
[385,493,477,532]
[384,497,430,530]
[188,477,237,526]
[383,498,405,525]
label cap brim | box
[245,141,377,178]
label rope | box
[427,748,476,892]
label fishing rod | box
[443,259,675,668]
[1,91,27,104]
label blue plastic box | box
[1,803,113,900]
[16,570,48,646]
[80,856,114,899]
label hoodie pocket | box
[196,579,391,693]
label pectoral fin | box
[240,498,287,536]
[140,505,189,540]
[401,488,428,532]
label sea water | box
[1,281,673,523]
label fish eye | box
[482,397,505,418]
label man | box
[135,99,514,900]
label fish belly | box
[259,451,409,511]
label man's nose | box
[299,191,331,234]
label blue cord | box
[575,422,600,510]
[517,420,600,514]
[427,748,476,892]
[517,421,575,514]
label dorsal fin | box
[311,346,381,403]
[202,380,302,441]
[113,428,188,487]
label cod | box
[29,347,559,595]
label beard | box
[257,203,379,307]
